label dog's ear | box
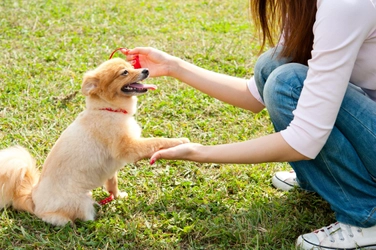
[82,71,100,96]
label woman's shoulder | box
[317,0,376,14]
[316,0,376,30]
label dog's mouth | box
[121,83,157,96]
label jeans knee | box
[254,46,289,100]
[263,63,308,131]
[254,48,281,74]
[263,63,307,106]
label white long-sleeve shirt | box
[247,0,376,159]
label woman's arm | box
[170,57,264,112]
[126,47,264,113]
[150,132,310,165]
[126,48,309,164]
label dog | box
[0,58,189,226]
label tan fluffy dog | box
[0,58,189,226]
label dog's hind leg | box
[38,211,73,226]
[37,202,95,226]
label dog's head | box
[81,58,156,111]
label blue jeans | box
[253,47,376,227]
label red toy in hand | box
[108,47,141,69]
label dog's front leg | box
[104,173,128,199]
[117,137,189,162]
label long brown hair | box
[249,0,317,65]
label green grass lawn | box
[0,0,334,249]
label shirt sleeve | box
[246,76,265,106]
[280,0,376,159]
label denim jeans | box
[253,47,376,227]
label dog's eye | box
[121,70,128,76]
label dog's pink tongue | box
[130,83,157,90]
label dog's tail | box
[0,146,40,214]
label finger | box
[124,48,143,63]
[119,48,129,55]
[150,147,173,165]
[149,158,156,165]
[125,55,137,61]
[150,152,161,165]
[127,47,151,56]
[118,48,136,62]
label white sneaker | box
[296,222,376,249]
[272,170,298,191]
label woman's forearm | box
[168,57,264,113]
[185,133,310,164]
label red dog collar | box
[99,108,128,114]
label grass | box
[0,0,335,249]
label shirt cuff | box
[246,77,265,106]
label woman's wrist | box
[187,143,206,162]
[167,56,185,78]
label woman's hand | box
[124,47,177,77]
[149,143,203,165]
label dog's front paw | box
[113,191,128,199]
[180,138,190,144]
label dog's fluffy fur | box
[0,58,188,226]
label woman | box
[125,0,376,248]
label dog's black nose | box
[142,69,149,76]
